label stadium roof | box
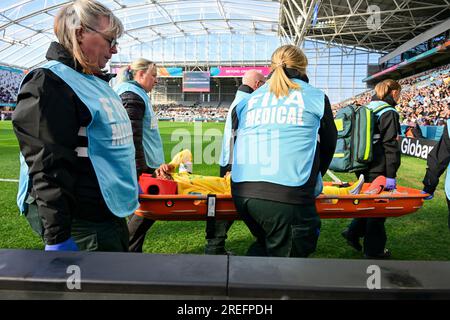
[279,0,450,53]
[0,0,280,69]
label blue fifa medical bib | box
[17,61,139,217]
[232,79,325,188]
[219,90,251,167]
[115,82,164,169]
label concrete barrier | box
[1,249,449,299]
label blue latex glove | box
[45,237,79,251]
[421,190,434,200]
[385,178,396,191]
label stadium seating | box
[333,64,450,128]
[0,68,24,106]
[155,103,229,122]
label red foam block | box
[139,174,177,195]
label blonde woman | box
[13,0,137,252]
[115,59,163,176]
[230,45,337,257]
[342,79,402,259]
[114,59,164,252]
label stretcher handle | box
[318,193,428,199]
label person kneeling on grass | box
[153,150,365,197]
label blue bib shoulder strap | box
[367,101,398,118]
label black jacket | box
[231,72,337,205]
[361,95,401,179]
[423,124,450,195]
[118,83,150,176]
[12,42,117,245]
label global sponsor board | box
[400,137,436,160]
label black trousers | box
[347,172,387,256]
[127,213,155,252]
[72,217,129,252]
[205,220,234,254]
[128,215,234,254]
[25,197,129,252]
[347,217,386,256]
[233,196,321,257]
[128,168,157,253]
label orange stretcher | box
[136,182,428,220]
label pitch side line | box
[0,178,19,182]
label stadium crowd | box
[333,64,450,126]
[154,103,229,121]
[0,69,24,105]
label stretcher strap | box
[207,194,216,218]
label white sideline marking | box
[0,178,19,182]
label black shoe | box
[341,229,362,252]
[364,248,391,259]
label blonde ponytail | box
[268,45,308,98]
[116,58,156,84]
